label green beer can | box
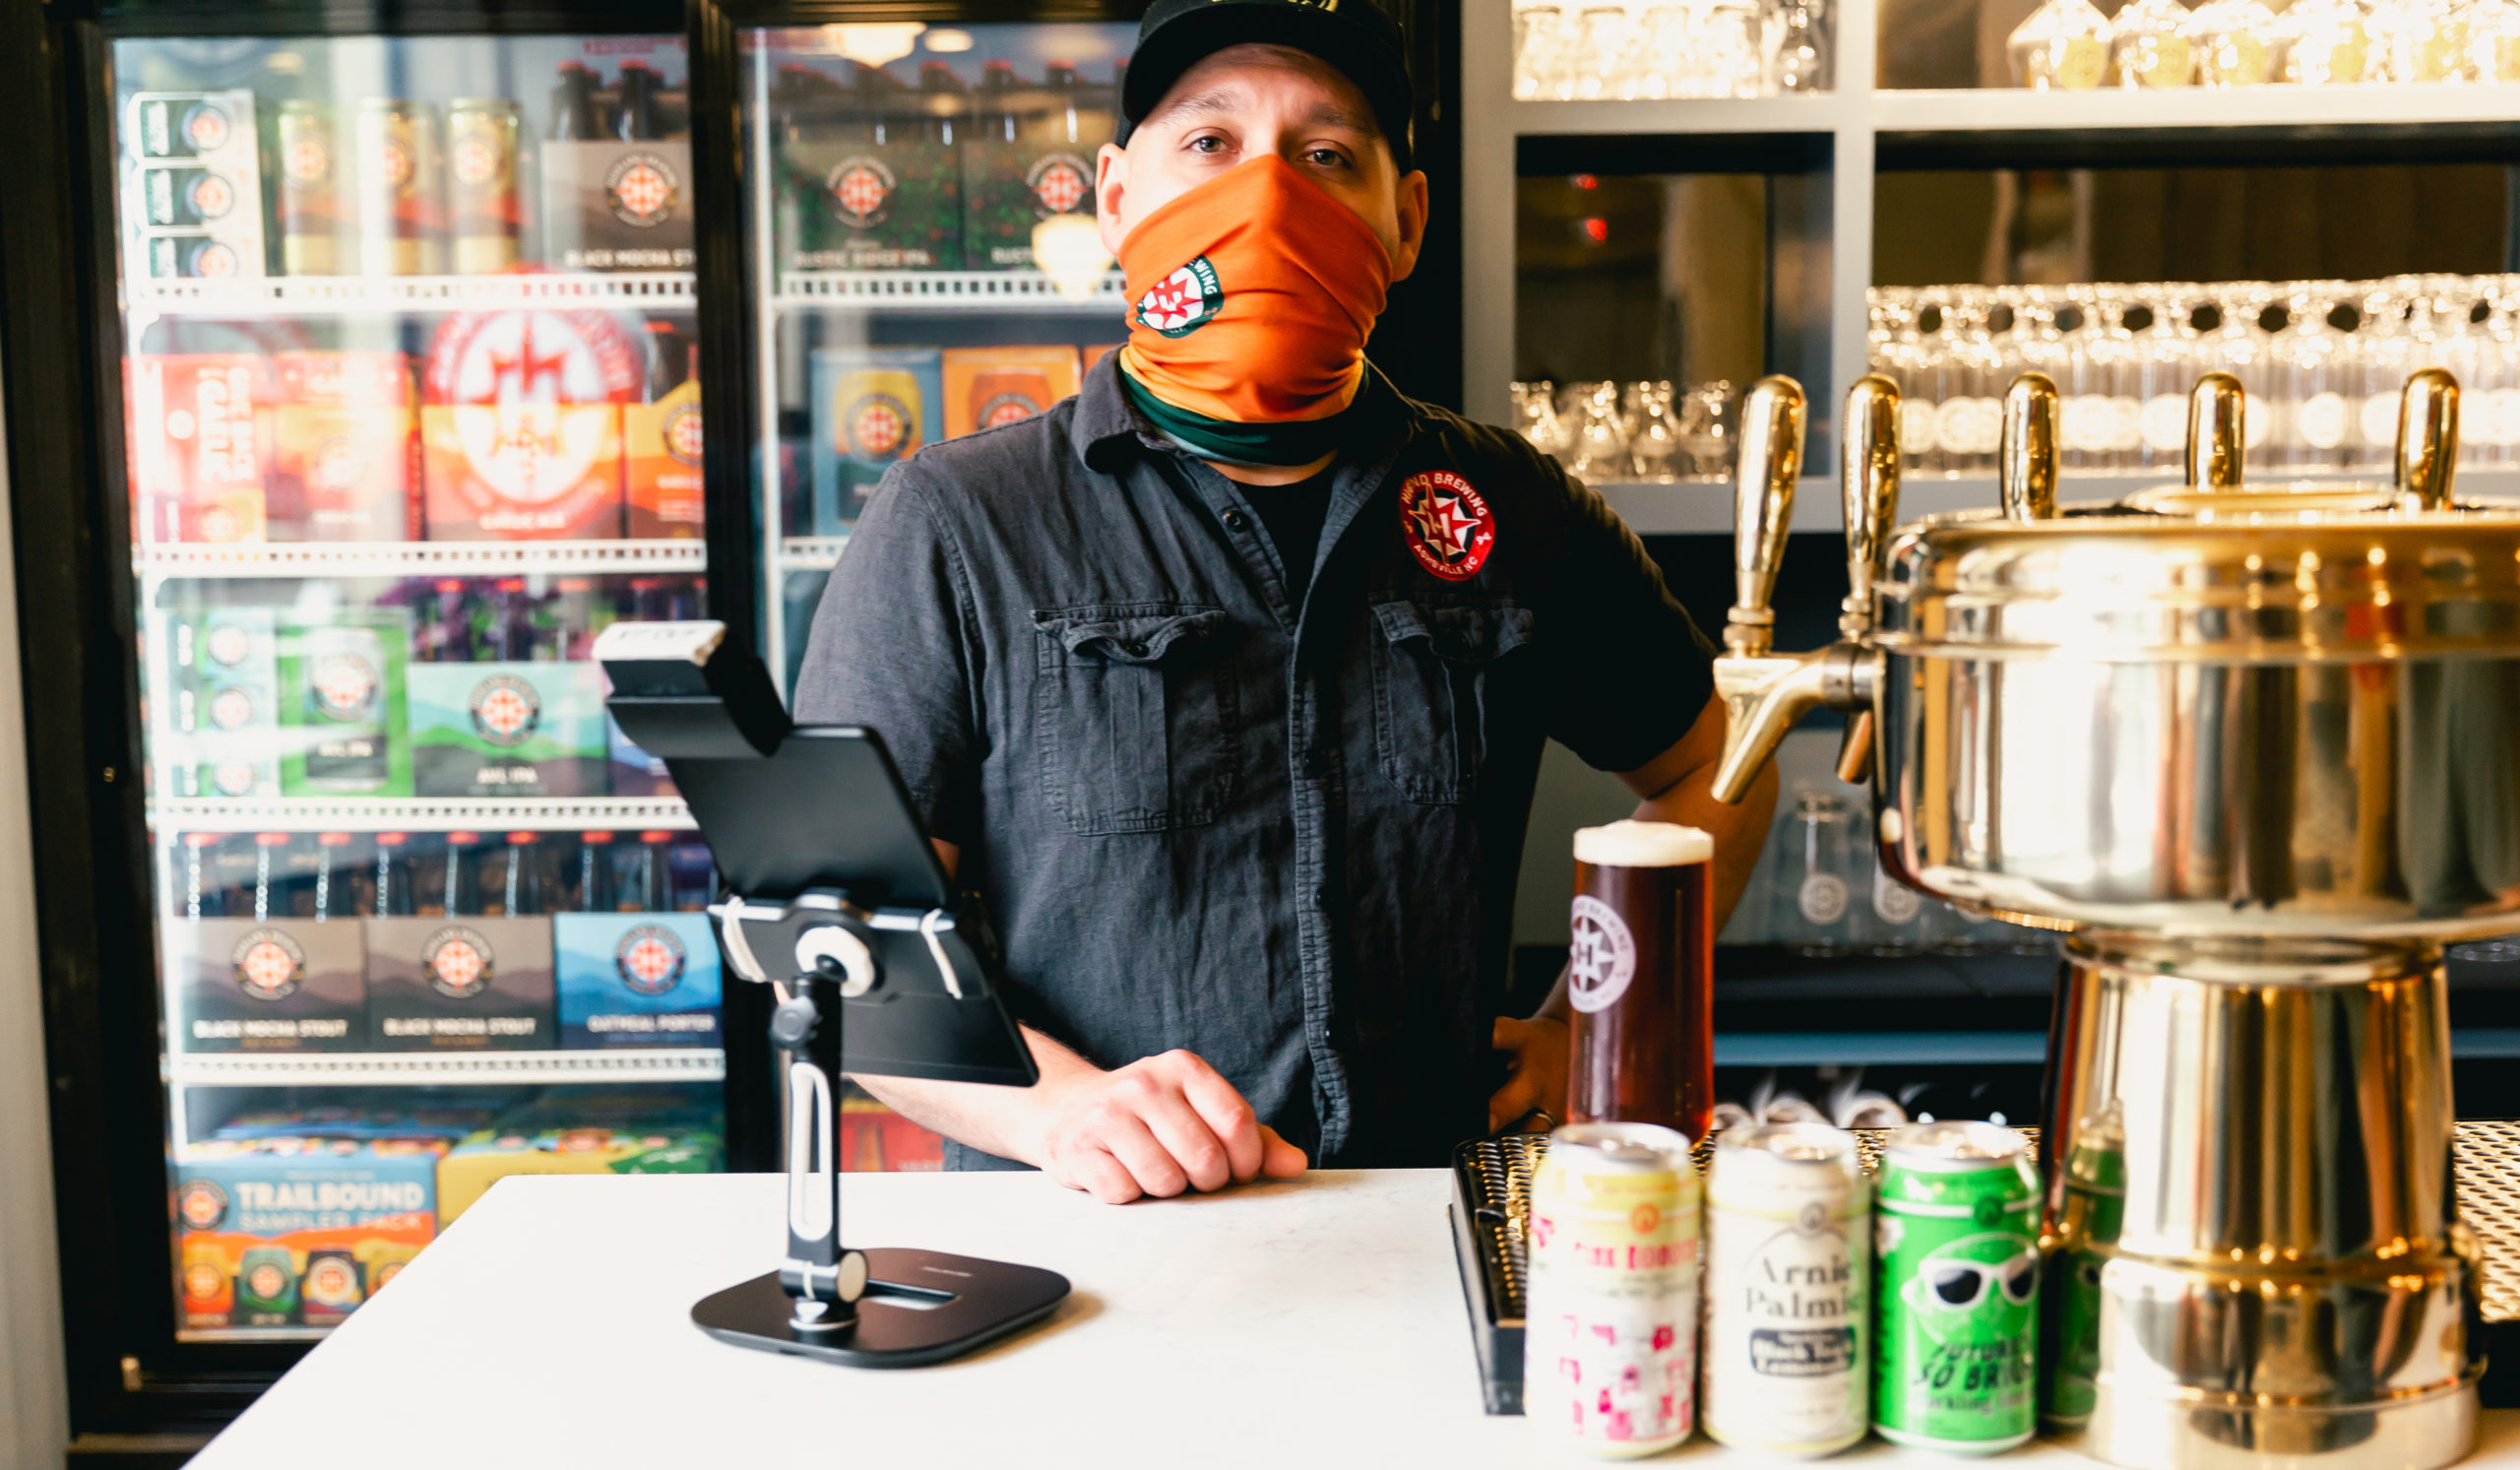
[1872,1119,2041,1452]
[2042,1102,2125,1430]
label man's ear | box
[1095,142,1132,258]
[1387,167,1429,285]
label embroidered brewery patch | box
[1398,470,1496,580]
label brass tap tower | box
[1710,366,2493,1470]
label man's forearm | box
[850,1025,1092,1166]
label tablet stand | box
[686,888,1071,1368]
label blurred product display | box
[1509,0,1832,98]
[1870,275,2520,478]
[1746,784,2056,957]
[2007,0,2520,85]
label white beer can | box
[1701,1121,1871,1455]
[1522,1122,1701,1456]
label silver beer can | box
[1522,1121,1701,1456]
[1702,1121,1871,1455]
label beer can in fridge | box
[1522,1121,1700,1456]
[277,100,346,276]
[1873,1119,2041,1453]
[1702,1121,1870,1455]
[353,99,445,276]
[445,98,522,275]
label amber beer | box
[1566,820,1715,1139]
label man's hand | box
[1488,1015,1569,1133]
[1027,1049,1308,1204]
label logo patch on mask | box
[1136,257,1224,338]
[1398,470,1496,580]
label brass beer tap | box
[1710,375,1906,804]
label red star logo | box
[431,939,484,991]
[1398,471,1496,581]
[625,936,677,985]
[476,686,533,737]
[835,164,888,224]
[853,402,904,456]
[239,940,296,994]
[613,160,670,220]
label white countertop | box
[192,1170,2520,1469]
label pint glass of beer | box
[1566,820,1715,1139]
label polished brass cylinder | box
[2040,935,2481,1469]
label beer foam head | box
[1573,820,1713,867]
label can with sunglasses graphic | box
[1702,1121,1870,1455]
[1521,1121,1701,1456]
[1873,1119,2042,1452]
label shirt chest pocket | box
[1033,605,1241,834]
[1368,598,1538,805]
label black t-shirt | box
[1242,466,1339,605]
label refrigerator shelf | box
[774,270,1127,313]
[133,539,709,581]
[120,271,698,319]
[151,796,697,834]
[778,536,850,573]
[176,1327,333,1345]
[163,1047,725,1087]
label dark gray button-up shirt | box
[794,353,1715,1169]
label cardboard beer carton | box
[419,308,637,541]
[364,916,556,1052]
[174,1137,440,1331]
[623,374,703,539]
[941,345,1082,439]
[960,62,1111,271]
[155,606,282,799]
[841,1090,945,1172]
[776,62,960,272]
[540,142,696,272]
[123,91,267,281]
[809,347,940,533]
[554,912,721,1049]
[408,661,609,799]
[126,353,271,544]
[437,1115,722,1223]
[268,352,422,543]
[163,917,364,1054]
[276,608,413,798]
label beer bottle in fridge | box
[353,98,446,275]
[372,832,413,916]
[176,832,225,918]
[550,62,605,141]
[250,831,293,921]
[312,831,367,921]
[615,62,666,143]
[572,831,617,913]
[497,831,546,917]
[440,830,486,916]
[627,830,674,912]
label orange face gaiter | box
[1116,157,1394,427]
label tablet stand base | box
[691,1251,1072,1368]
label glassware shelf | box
[133,539,708,580]
[121,271,700,319]
[773,269,1127,314]
[150,796,696,834]
[163,1047,724,1087]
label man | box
[795,0,1776,1202]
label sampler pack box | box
[941,346,1081,438]
[163,918,365,1054]
[126,352,270,544]
[810,348,940,532]
[276,608,414,798]
[541,140,697,272]
[959,72,1108,270]
[553,912,722,1049]
[623,375,704,539]
[174,1138,439,1331]
[776,69,959,272]
[364,917,555,1052]
[155,606,281,799]
[437,1115,722,1224]
[408,661,609,799]
[420,404,625,541]
[123,90,267,281]
[266,351,422,543]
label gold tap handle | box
[2186,371,2246,490]
[1997,373,2059,522]
[2396,367,2460,510]
[1836,375,1902,785]
[1841,374,1903,638]
[1725,375,1806,658]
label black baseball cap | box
[1117,0,1415,171]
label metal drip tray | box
[1446,1122,2520,1416]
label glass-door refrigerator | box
[735,20,1140,692]
[4,4,757,1440]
